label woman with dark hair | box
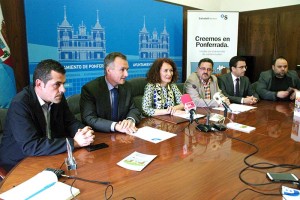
[142,58,184,116]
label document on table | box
[0,170,80,200]
[117,151,157,171]
[133,126,176,144]
[226,122,256,133]
[213,103,257,114]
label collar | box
[105,76,118,90]
[231,73,239,81]
[200,77,211,86]
[36,94,53,108]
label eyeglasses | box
[198,67,213,72]
[236,66,247,70]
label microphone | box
[188,85,226,132]
[189,84,212,132]
[213,92,232,113]
[65,138,77,170]
[181,94,196,123]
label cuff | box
[111,122,117,132]
[126,117,136,124]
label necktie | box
[235,78,240,97]
[111,88,119,121]
[42,104,51,139]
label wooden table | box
[1,100,300,199]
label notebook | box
[0,170,80,200]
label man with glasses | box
[185,58,228,107]
[256,56,300,101]
[218,56,258,104]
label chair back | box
[128,77,147,97]
[66,94,81,121]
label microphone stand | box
[189,110,194,124]
[223,104,228,117]
[195,99,212,133]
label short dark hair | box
[146,58,178,84]
[104,52,127,74]
[33,59,65,87]
[198,58,214,68]
[272,56,287,65]
[229,56,246,72]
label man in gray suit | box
[80,52,140,134]
[256,56,300,101]
[218,56,258,104]
[185,58,229,107]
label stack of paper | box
[226,122,256,133]
[0,171,80,200]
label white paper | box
[117,151,157,171]
[133,126,176,144]
[282,186,300,200]
[226,122,256,133]
[213,103,256,114]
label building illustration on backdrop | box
[57,6,106,61]
[139,17,170,59]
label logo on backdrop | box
[57,7,170,61]
[57,6,106,61]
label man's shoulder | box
[260,69,272,77]
[287,70,298,77]
[218,73,231,81]
[82,76,105,89]
[12,86,34,103]
[186,72,198,81]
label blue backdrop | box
[25,0,183,97]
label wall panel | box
[238,5,300,82]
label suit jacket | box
[218,73,258,103]
[80,76,141,132]
[184,72,220,107]
[0,85,83,172]
[256,69,300,101]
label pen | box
[25,182,56,200]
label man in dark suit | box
[218,56,258,104]
[80,52,140,134]
[0,59,95,172]
[256,56,300,101]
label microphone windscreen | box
[181,94,193,104]
[213,92,222,104]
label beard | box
[274,72,286,78]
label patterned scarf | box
[153,83,175,109]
